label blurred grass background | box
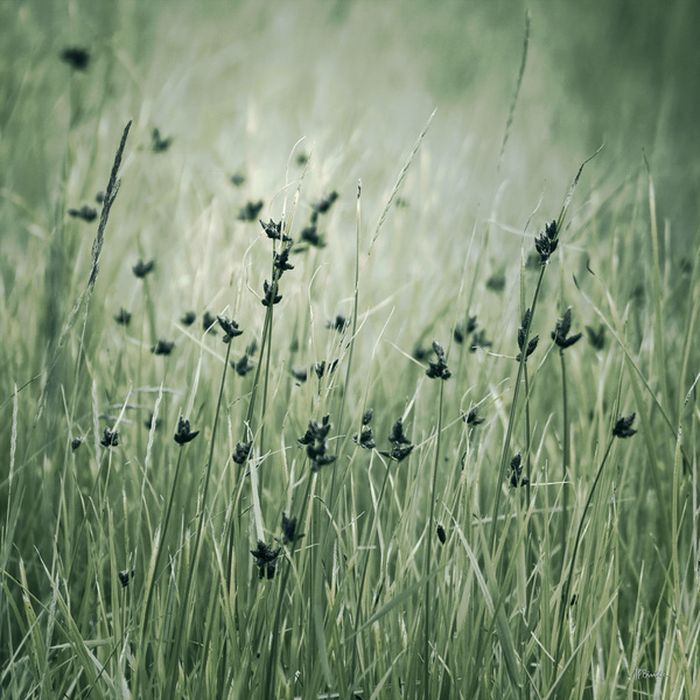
[3,0,700,224]
[1,1,699,697]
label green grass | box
[2,1,700,698]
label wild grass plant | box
[1,2,700,698]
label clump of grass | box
[2,12,698,699]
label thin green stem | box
[348,458,391,691]
[559,350,569,578]
[134,446,185,695]
[263,470,315,700]
[553,436,615,675]
[331,183,362,511]
[489,265,545,551]
[258,239,278,458]
[524,363,532,511]
[166,341,232,698]
[424,379,446,700]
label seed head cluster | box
[353,409,376,450]
[516,309,538,362]
[426,341,451,380]
[613,413,637,439]
[250,541,280,580]
[552,307,582,350]
[509,452,529,488]
[298,415,336,472]
[534,219,559,264]
[383,417,414,463]
[174,417,199,445]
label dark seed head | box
[354,413,376,450]
[217,315,243,343]
[300,224,326,248]
[534,219,559,264]
[132,259,155,279]
[291,367,308,383]
[71,437,83,451]
[470,329,492,353]
[114,308,131,326]
[312,191,339,216]
[413,344,431,362]
[552,307,582,351]
[486,272,505,293]
[387,443,414,463]
[60,47,90,71]
[180,311,196,326]
[151,128,173,153]
[151,339,174,356]
[100,428,119,448]
[68,205,98,222]
[426,341,451,380]
[613,413,637,439]
[327,315,348,333]
[233,440,252,465]
[464,408,484,426]
[144,413,161,431]
[174,417,199,445]
[117,569,134,587]
[232,353,255,376]
[202,311,218,335]
[516,309,538,362]
[437,524,446,544]
[238,200,264,222]
[389,418,411,446]
[281,513,304,545]
[250,541,280,580]
[230,172,246,187]
[299,415,335,471]
[262,280,282,307]
[536,220,559,262]
[509,452,529,488]
[260,218,283,240]
[585,324,606,350]
[274,246,294,274]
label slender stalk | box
[553,436,614,674]
[424,379,446,700]
[523,363,534,619]
[142,276,158,346]
[134,446,185,695]
[337,183,362,447]
[348,458,391,691]
[224,307,273,607]
[166,341,232,698]
[489,265,545,551]
[559,350,569,578]
[258,237,278,458]
[263,471,315,700]
[523,363,532,511]
[241,282,275,443]
[221,294,276,683]
[330,183,362,512]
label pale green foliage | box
[1,2,699,699]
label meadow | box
[1,1,699,698]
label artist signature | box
[630,668,669,680]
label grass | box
[1,1,700,698]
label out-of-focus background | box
[3,0,699,228]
